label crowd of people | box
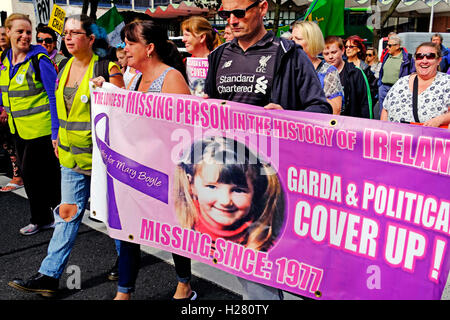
[0,0,449,300]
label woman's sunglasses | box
[218,1,260,19]
[37,38,54,44]
[415,52,437,60]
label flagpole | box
[303,0,320,20]
[428,0,435,33]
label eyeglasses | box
[37,38,54,44]
[387,43,399,48]
[345,45,357,49]
[218,1,260,19]
[415,52,437,60]
[366,53,373,57]
[62,31,87,38]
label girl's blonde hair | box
[181,16,222,52]
[173,136,285,252]
[292,20,325,57]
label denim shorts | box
[39,165,91,279]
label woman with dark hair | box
[381,42,450,127]
[8,14,124,298]
[109,19,195,300]
[345,35,378,106]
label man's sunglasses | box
[218,1,260,19]
[415,52,437,60]
[387,43,398,48]
[366,53,373,57]
[37,38,54,44]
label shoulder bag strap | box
[412,75,420,123]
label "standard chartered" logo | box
[254,76,268,95]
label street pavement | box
[0,174,243,300]
[1,174,449,301]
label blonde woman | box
[0,13,60,233]
[291,21,343,115]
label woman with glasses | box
[345,35,378,108]
[381,42,450,127]
[365,47,381,79]
[344,35,367,69]
[378,35,415,118]
[8,14,124,298]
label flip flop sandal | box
[0,182,24,192]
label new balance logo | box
[222,60,233,69]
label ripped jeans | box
[39,166,91,279]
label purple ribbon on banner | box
[94,113,169,230]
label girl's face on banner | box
[192,164,254,229]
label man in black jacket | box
[204,0,331,300]
[323,36,372,119]
[205,0,331,114]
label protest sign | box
[33,0,53,26]
[185,57,208,97]
[48,4,65,35]
[90,84,450,299]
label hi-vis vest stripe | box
[56,54,111,171]
[0,52,52,139]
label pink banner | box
[90,85,450,300]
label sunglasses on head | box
[37,38,54,44]
[218,1,260,19]
[415,52,437,60]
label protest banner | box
[90,83,450,300]
[48,4,65,35]
[185,57,208,97]
[33,0,53,26]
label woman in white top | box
[381,42,450,127]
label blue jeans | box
[39,166,91,279]
[378,84,392,118]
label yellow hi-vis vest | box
[56,54,114,171]
[0,53,52,139]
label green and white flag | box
[96,6,125,47]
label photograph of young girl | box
[173,136,285,252]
